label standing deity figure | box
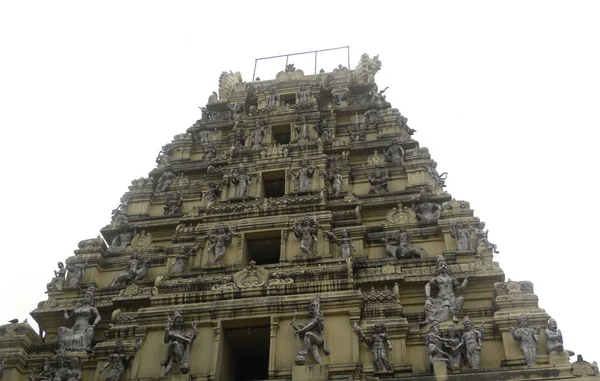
[293,215,319,256]
[162,311,198,375]
[297,84,310,103]
[100,340,142,381]
[163,193,183,216]
[295,115,310,142]
[394,227,425,259]
[170,245,199,275]
[314,118,333,143]
[368,171,390,194]
[472,222,499,254]
[384,138,405,165]
[510,315,540,366]
[46,262,66,293]
[412,189,442,223]
[109,252,149,287]
[443,325,462,370]
[367,150,386,166]
[326,229,356,258]
[290,156,316,192]
[545,317,574,356]
[291,295,330,365]
[232,128,246,148]
[67,257,88,287]
[353,322,393,373]
[424,322,451,365]
[458,316,484,369]
[58,286,101,352]
[324,169,343,196]
[450,221,472,251]
[266,88,278,108]
[207,222,233,263]
[203,182,221,210]
[229,163,251,198]
[107,226,134,254]
[424,256,469,323]
[250,120,265,147]
[156,167,177,193]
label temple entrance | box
[221,321,270,381]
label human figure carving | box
[293,215,319,256]
[384,138,405,165]
[368,171,389,194]
[107,226,134,254]
[232,128,246,148]
[412,189,442,223]
[291,295,330,365]
[367,150,386,166]
[207,222,233,263]
[353,322,393,372]
[295,115,310,142]
[458,317,485,369]
[425,321,451,365]
[472,222,499,254]
[169,245,199,275]
[393,227,425,259]
[443,325,462,370]
[424,256,469,323]
[58,286,101,352]
[163,193,183,216]
[510,315,540,366]
[249,120,265,147]
[229,163,251,198]
[100,340,142,381]
[67,257,88,287]
[290,156,316,192]
[46,262,66,293]
[162,311,198,375]
[156,167,176,193]
[109,252,149,287]
[297,84,310,103]
[265,88,278,108]
[450,221,472,251]
[324,169,343,196]
[545,317,574,356]
[326,229,356,258]
[203,182,221,210]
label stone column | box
[268,316,279,379]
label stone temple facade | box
[1,54,598,381]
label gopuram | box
[1,53,598,381]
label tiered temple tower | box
[1,54,598,381]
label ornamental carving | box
[386,204,416,224]
[233,261,269,289]
[572,356,599,377]
[130,230,153,252]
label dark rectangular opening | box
[263,170,285,198]
[280,93,296,106]
[272,124,291,145]
[223,325,270,381]
[246,230,281,265]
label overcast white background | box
[1,0,598,364]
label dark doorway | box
[272,125,291,145]
[223,325,270,381]
[263,170,286,198]
[246,231,281,265]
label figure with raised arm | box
[291,295,330,365]
[424,256,469,323]
[353,322,393,372]
[207,222,233,263]
[162,311,198,375]
[326,229,356,258]
[58,286,101,352]
[510,314,540,366]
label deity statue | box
[109,252,149,287]
[368,85,388,104]
[393,227,425,259]
[232,128,247,148]
[58,286,101,352]
[324,169,343,196]
[362,109,379,127]
[348,122,365,142]
[295,115,310,143]
[155,144,172,168]
[368,171,389,194]
[367,150,386,166]
[384,138,405,165]
[545,317,574,356]
[265,88,278,108]
[291,295,330,365]
[207,222,233,263]
[28,350,83,381]
[293,215,319,256]
[107,226,134,254]
[100,340,142,381]
[510,315,540,366]
[424,322,451,365]
[290,156,316,192]
[169,245,198,275]
[229,163,251,198]
[326,229,356,258]
[471,222,499,254]
[297,84,310,103]
[229,102,244,120]
[427,162,447,188]
[314,118,333,143]
[443,325,462,370]
[163,193,183,216]
[424,256,469,323]
[249,120,265,147]
[412,189,442,223]
[203,182,221,210]
[155,167,176,193]
[46,262,66,293]
[353,322,393,373]
[458,317,484,369]
[110,203,128,228]
[67,256,88,287]
[450,221,472,251]
[162,311,198,375]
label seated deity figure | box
[367,150,386,166]
[510,315,540,366]
[162,311,198,375]
[67,256,88,287]
[109,252,149,287]
[291,295,330,365]
[107,226,134,254]
[545,317,574,356]
[155,167,176,193]
[46,262,66,293]
[424,256,469,323]
[58,286,101,352]
[384,138,405,165]
[412,189,442,223]
[368,171,389,194]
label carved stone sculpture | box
[393,227,425,259]
[163,193,183,216]
[232,127,247,148]
[250,120,265,147]
[353,322,393,373]
[162,311,198,375]
[384,138,405,165]
[331,87,348,105]
[450,221,472,251]
[510,315,540,366]
[326,229,356,258]
[100,340,142,381]
[459,317,484,369]
[293,215,319,256]
[291,295,330,365]
[58,286,100,352]
[472,222,499,254]
[156,167,176,193]
[295,115,310,143]
[170,245,198,275]
[28,350,82,381]
[427,162,447,193]
[367,85,388,105]
[265,88,278,108]
[229,163,251,198]
[229,102,244,120]
[324,169,343,196]
[425,321,450,364]
[297,84,310,103]
[356,53,382,83]
[314,118,334,144]
[424,256,469,323]
[546,317,574,356]
[107,226,134,254]
[367,150,386,166]
[207,222,233,263]
[67,257,88,287]
[109,252,149,287]
[412,189,441,223]
[440,325,461,370]
[368,171,389,194]
[130,230,153,252]
[46,262,66,293]
[290,156,316,193]
[203,182,221,210]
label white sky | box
[1,0,599,364]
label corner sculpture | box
[46,262,66,293]
[367,171,389,194]
[162,311,198,375]
[290,156,316,192]
[546,317,574,356]
[291,295,330,365]
[460,316,485,369]
[393,227,426,259]
[229,163,251,198]
[353,322,393,373]
[107,225,134,254]
[207,222,233,263]
[324,168,343,196]
[326,229,356,258]
[58,286,100,352]
[510,314,540,366]
[293,215,319,256]
[100,340,142,381]
[424,256,469,323]
[412,189,441,223]
[67,256,88,287]
[450,221,472,251]
[109,252,149,287]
